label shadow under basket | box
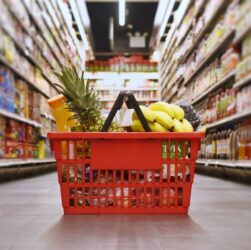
[48,132,204,214]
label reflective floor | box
[0,171,250,250]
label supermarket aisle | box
[0,173,250,250]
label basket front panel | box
[91,139,162,170]
[50,135,200,214]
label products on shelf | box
[242,34,251,59]
[236,84,251,113]
[0,64,43,122]
[236,55,251,81]
[0,116,6,159]
[89,76,159,113]
[0,114,54,160]
[221,47,239,76]
[200,119,251,160]
[197,85,236,125]
[236,0,251,37]
[0,66,15,112]
[86,56,158,73]
[196,83,251,126]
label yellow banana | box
[153,111,173,129]
[172,118,184,132]
[149,122,167,132]
[181,119,194,132]
[169,104,185,120]
[149,102,175,118]
[132,105,155,123]
[131,119,145,132]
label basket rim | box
[47,132,204,139]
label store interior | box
[0,0,251,249]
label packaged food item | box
[221,47,240,76]
[47,94,78,132]
[0,116,6,159]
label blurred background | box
[0,1,251,250]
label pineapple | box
[54,65,102,132]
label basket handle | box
[101,91,151,132]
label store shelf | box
[177,0,207,47]
[163,84,178,102]
[86,72,159,80]
[192,70,236,105]
[0,23,58,92]
[0,109,42,128]
[0,24,41,69]
[233,23,251,45]
[234,74,251,89]
[0,55,50,98]
[3,0,56,71]
[21,0,62,68]
[40,112,55,122]
[180,0,231,64]
[162,76,182,99]
[196,159,251,169]
[49,0,70,41]
[55,0,84,63]
[184,29,235,86]
[0,159,56,168]
[207,110,251,129]
[176,0,193,30]
[38,0,65,54]
[95,87,159,91]
[194,0,207,19]
[177,21,193,46]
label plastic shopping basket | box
[48,92,204,214]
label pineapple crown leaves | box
[53,65,102,131]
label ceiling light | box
[119,0,126,26]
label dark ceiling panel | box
[86,2,157,59]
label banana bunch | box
[131,102,194,132]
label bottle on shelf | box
[212,132,217,159]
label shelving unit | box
[183,29,235,87]
[4,0,56,71]
[159,0,251,173]
[234,74,251,89]
[0,109,42,128]
[196,159,251,169]
[192,70,235,105]
[0,159,56,168]
[86,71,160,114]
[0,0,91,167]
[233,23,251,45]
[207,110,251,129]
[180,0,230,64]
[0,55,49,98]
[21,0,62,68]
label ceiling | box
[85,0,158,60]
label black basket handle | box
[101,91,151,132]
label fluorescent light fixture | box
[119,0,126,26]
[109,17,114,50]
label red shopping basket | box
[48,92,204,214]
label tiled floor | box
[0,172,250,250]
